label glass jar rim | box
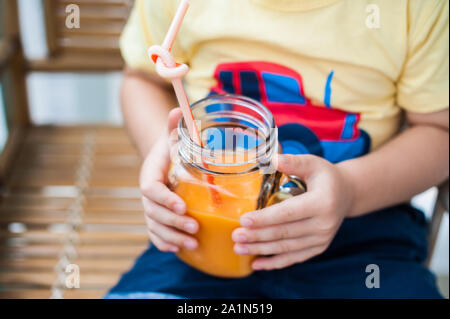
[177,94,278,175]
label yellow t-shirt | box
[120,0,449,163]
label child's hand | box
[232,154,354,270]
[140,108,199,253]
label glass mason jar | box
[168,94,305,278]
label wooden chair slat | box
[0,290,106,299]
[0,231,147,244]
[0,127,147,298]
[0,243,147,258]
[0,271,123,288]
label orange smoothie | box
[171,163,264,278]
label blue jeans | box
[106,204,443,299]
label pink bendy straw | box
[148,0,202,146]
[148,0,222,205]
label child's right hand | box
[140,108,199,253]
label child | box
[107,0,449,298]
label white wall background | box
[412,188,449,276]
[27,72,123,125]
[17,0,48,60]
[0,85,8,152]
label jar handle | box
[266,174,307,206]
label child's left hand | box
[232,154,354,270]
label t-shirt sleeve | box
[396,0,449,113]
[120,0,187,75]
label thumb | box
[276,154,323,180]
[168,108,183,133]
[167,108,183,163]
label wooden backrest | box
[0,0,29,182]
[1,0,134,179]
[1,3,146,299]
[31,0,133,71]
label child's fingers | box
[146,216,198,250]
[142,197,198,233]
[141,183,186,214]
[148,231,179,253]
[239,192,315,228]
[232,218,316,243]
[276,154,324,180]
[233,235,322,256]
